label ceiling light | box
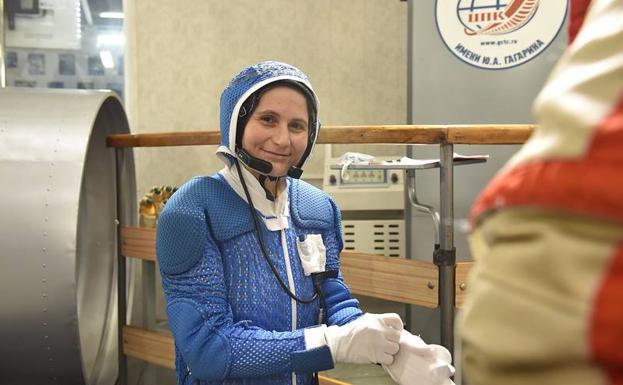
[99,12,123,19]
[99,51,115,69]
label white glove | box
[324,313,403,365]
[383,330,455,385]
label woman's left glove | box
[382,330,455,385]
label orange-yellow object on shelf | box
[139,197,157,228]
[139,185,178,228]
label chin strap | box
[257,175,276,201]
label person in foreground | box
[156,61,455,385]
[460,0,623,384]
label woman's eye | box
[260,115,276,124]
[290,122,308,132]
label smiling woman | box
[154,61,454,385]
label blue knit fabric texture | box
[157,175,361,385]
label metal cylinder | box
[0,88,136,385]
[1,0,6,88]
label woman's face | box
[241,86,310,177]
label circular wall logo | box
[436,0,568,70]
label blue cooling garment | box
[157,174,362,385]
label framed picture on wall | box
[88,56,105,76]
[28,53,46,75]
[58,53,76,75]
[6,52,18,68]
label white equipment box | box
[323,156,405,257]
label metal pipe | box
[439,144,454,249]
[116,148,127,385]
[438,143,455,354]
[406,169,440,245]
[1,0,6,88]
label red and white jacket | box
[471,0,623,224]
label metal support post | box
[115,148,127,385]
[436,143,456,354]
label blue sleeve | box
[157,199,333,381]
[321,197,363,326]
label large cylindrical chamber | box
[0,88,136,385]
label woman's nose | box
[271,123,290,146]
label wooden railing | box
[107,124,534,147]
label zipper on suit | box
[281,229,297,385]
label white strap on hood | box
[219,164,290,231]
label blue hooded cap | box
[217,61,320,178]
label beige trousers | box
[460,208,623,385]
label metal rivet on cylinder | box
[427,281,435,289]
[460,283,467,291]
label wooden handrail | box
[445,124,534,144]
[107,124,534,148]
[122,326,350,385]
[121,226,473,308]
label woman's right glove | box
[382,330,455,385]
[324,313,403,365]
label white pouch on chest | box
[296,234,326,276]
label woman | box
[157,61,453,385]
